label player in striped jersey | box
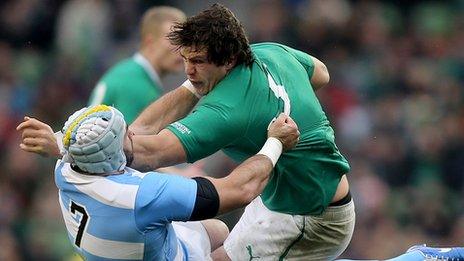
[17,105,299,260]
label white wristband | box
[182,80,202,99]
[55,131,73,162]
[257,137,283,166]
[54,131,65,156]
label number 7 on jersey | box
[70,201,89,247]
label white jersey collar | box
[133,52,162,87]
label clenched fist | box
[267,113,300,151]
[16,117,61,158]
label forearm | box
[129,136,159,172]
[130,86,199,135]
[213,155,273,214]
[128,129,187,172]
[209,134,286,214]
[188,155,273,220]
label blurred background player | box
[85,5,205,181]
[17,105,298,260]
[87,6,186,124]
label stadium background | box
[0,0,463,259]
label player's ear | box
[225,59,236,71]
[141,33,155,48]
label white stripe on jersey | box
[59,193,79,240]
[133,53,162,87]
[61,165,138,209]
[59,194,144,259]
[263,63,291,116]
[89,82,107,106]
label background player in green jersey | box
[88,6,186,124]
[17,4,354,260]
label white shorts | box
[173,221,212,261]
[224,196,355,261]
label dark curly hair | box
[167,3,254,67]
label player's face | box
[180,47,232,96]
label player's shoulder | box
[251,41,286,48]
[251,42,291,53]
[252,42,308,60]
[200,65,267,113]
[106,57,138,72]
[100,58,145,83]
[99,58,148,91]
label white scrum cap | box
[62,105,127,174]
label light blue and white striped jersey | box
[54,159,198,261]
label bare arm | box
[310,55,330,91]
[130,85,199,135]
[206,114,299,214]
[16,113,189,172]
[16,114,191,175]
[208,155,273,214]
[126,129,188,172]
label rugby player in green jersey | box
[129,4,354,260]
[88,6,186,124]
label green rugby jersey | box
[167,43,350,215]
[88,53,163,124]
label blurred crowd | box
[0,0,463,260]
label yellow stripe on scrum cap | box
[63,105,112,147]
